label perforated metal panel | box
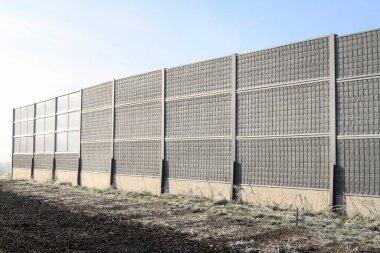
[165,140,231,182]
[82,82,113,110]
[12,154,32,169]
[237,137,330,188]
[337,139,380,195]
[115,71,161,104]
[166,94,231,138]
[115,102,161,140]
[337,30,380,78]
[81,142,111,172]
[114,141,161,176]
[55,153,79,171]
[237,81,330,136]
[166,56,231,98]
[337,77,380,135]
[34,154,54,170]
[237,37,329,89]
[81,109,113,141]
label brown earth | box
[0,180,378,253]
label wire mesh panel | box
[166,94,231,138]
[34,154,54,170]
[115,71,161,105]
[114,141,161,176]
[82,82,113,110]
[237,81,330,136]
[166,56,232,98]
[336,29,380,78]
[337,139,380,195]
[12,154,33,168]
[237,37,329,89]
[337,77,380,135]
[237,137,330,188]
[165,140,231,182]
[81,142,112,172]
[81,109,113,141]
[55,153,78,171]
[115,102,161,140]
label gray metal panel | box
[115,71,162,105]
[12,154,33,169]
[237,37,329,89]
[81,142,111,172]
[55,153,79,171]
[337,29,380,78]
[34,154,54,170]
[337,77,380,135]
[337,139,380,195]
[166,56,232,98]
[114,141,161,176]
[237,137,330,188]
[237,81,330,136]
[115,102,161,140]
[82,82,113,110]
[165,94,231,138]
[165,139,231,182]
[81,109,113,141]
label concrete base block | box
[55,170,78,186]
[34,169,53,184]
[115,175,161,195]
[167,179,230,200]
[12,168,31,180]
[345,194,380,217]
[81,171,110,189]
[240,185,330,211]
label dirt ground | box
[0,180,379,253]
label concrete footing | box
[239,184,330,211]
[55,170,78,186]
[81,171,110,189]
[33,169,53,184]
[12,168,31,180]
[115,175,161,195]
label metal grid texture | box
[81,142,112,172]
[237,37,329,89]
[237,81,330,136]
[114,141,161,176]
[165,94,231,138]
[115,102,161,140]
[166,56,232,98]
[81,109,113,141]
[115,71,161,105]
[82,82,113,110]
[55,153,79,171]
[165,139,231,182]
[12,154,33,169]
[337,77,380,135]
[337,139,380,195]
[237,137,330,188]
[34,154,54,170]
[337,30,380,78]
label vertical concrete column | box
[110,79,116,186]
[329,34,337,208]
[230,54,237,201]
[11,108,15,180]
[77,89,83,186]
[52,97,58,181]
[160,68,166,194]
[32,103,36,179]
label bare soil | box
[0,180,378,253]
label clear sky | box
[0,0,379,163]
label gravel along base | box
[0,180,379,253]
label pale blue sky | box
[0,0,379,163]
